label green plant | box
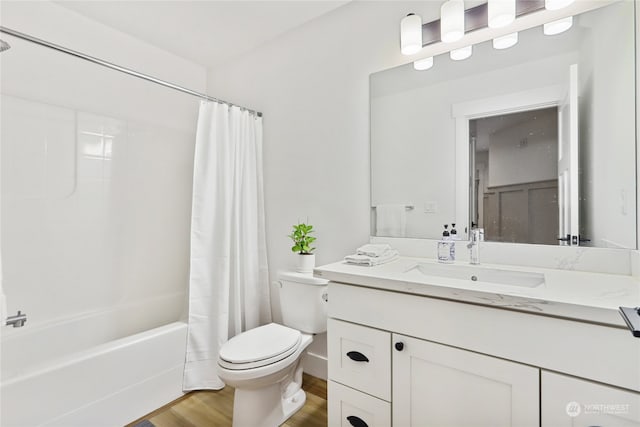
[289,222,316,254]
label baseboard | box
[303,351,327,380]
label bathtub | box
[1,294,188,427]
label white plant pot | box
[296,254,315,273]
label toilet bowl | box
[217,271,328,427]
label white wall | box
[1,1,206,327]
[206,1,445,371]
[488,110,558,187]
[205,1,445,301]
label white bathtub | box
[1,294,188,427]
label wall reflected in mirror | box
[370,1,636,249]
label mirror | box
[370,1,636,248]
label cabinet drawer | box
[328,380,391,427]
[328,318,391,401]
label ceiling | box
[472,107,557,151]
[55,0,350,68]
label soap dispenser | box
[449,223,457,260]
[438,225,455,263]
[450,223,458,240]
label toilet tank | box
[277,271,328,334]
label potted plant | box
[288,222,316,273]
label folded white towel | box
[356,244,392,257]
[344,249,399,266]
[375,204,406,237]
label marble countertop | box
[314,257,640,328]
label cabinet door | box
[542,371,640,426]
[392,334,539,427]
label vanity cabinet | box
[326,281,640,427]
[327,319,538,427]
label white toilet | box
[217,271,329,427]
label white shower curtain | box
[183,101,271,391]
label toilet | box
[217,271,329,427]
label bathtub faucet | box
[6,310,27,328]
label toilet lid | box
[219,323,301,365]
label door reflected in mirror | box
[470,107,559,245]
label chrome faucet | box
[6,310,27,328]
[467,228,484,265]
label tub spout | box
[6,310,27,328]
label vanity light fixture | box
[544,0,575,11]
[488,0,515,28]
[401,13,423,55]
[493,32,518,49]
[450,45,472,60]
[543,16,573,35]
[414,56,434,70]
[441,0,465,43]
[399,0,576,67]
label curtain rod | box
[0,26,262,117]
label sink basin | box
[408,263,545,288]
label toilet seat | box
[219,323,302,370]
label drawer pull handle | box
[347,415,369,427]
[346,351,369,362]
[395,342,405,351]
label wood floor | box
[127,374,327,427]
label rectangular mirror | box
[370,1,636,249]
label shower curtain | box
[183,101,271,390]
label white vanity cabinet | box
[327,317,538,427]
[326,281,640,427]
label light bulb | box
[488,0,515,28]
[493,32,518,49]
[544,16,573,35]
[441,0,465,43]
[414,57,434,71]
[450,45,472,60]
[401,13,423,55]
